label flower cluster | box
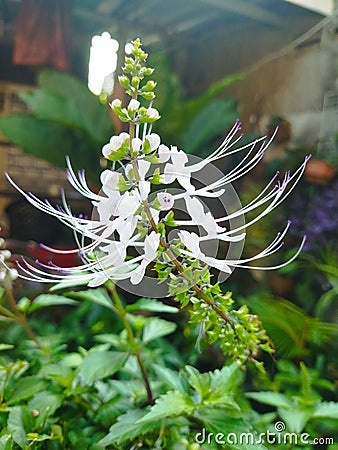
[2,38,309,365]
[0,240,18,286]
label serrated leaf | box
[185,365,210,397]
[126,298,178,313]
[210,363,241,393]
[7,377,47,405]
[138,391,195,423]
[28,392,62,428]
[142,317,176,343]
[195,407,268,450]
[278,407,312,433]
[153,364,187,392]
[28,294,78,312]
[78,351,128,385]
[7,406,27,449]
[65,288,114,310]
[246,392,292,409]
[98,409,154,446]
[313,401,338,419]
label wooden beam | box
[199,0,281,26]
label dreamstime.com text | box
[194,422,335,446]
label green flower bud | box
[118,75,130,89]
[143,67,155,76]
[142,80,157,92]
[131,76,140,89]
[142,91,156,101]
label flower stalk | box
[106,280,154,405]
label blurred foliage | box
[149,52,241,156]
[0,71,113,183]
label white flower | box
[128,99,140,111]
[100,170,120,195]
[178,230,232,274]
[145,133,161,150]
[2,122,308,291]
[102,132,129,158]
[157,192,174,211]
[130,231,160,284]
[158,144,170,163]
[110,99,122,109]
[132,137,142,153]
[161,121,269,194]
[115,190,141,219]
[147,107,160,120]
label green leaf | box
[0,344,14,351]
[117,175,130,191]
[185,365,211,398]
[28,294,78,312]
[246,392,291,409]
[210,363,241,393]
[7,406,27,449]
[49,278,91,291]
[34,70,112,143]
[0,114,76,167]
[138,390,195,423]
[66,288,114,310]
[78,351,128,385]
[98,409,154,446]
[150,167,161,184]
[163,211,176,227]
[195,407,268,450]
[278,406,313,433]
[313,401,338,419]
[181,98,238,154]
[126,297,178,314]
[0,436,13,450]
[7,377,47,405]
[28,392,62,428]
[142,317,177,343]
[153,364,187,392]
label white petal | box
[116,191,140,218]
[101,170,120,195]
[128,99,140,111]
[88,272,110,287]
[171,148,188,166]
[110,99,121,108]
[130,264,146,285]
[178,231,203,259]
[144,231,160,260]
[138,160,151,179]
[132,137,142,152]
[147,108,160,119]
[146,133,161,150]
[139,180,151,200]
[158,144,170,163]
[157,192,174,210]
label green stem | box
[3,284,43,350]
[107,281,154,406]
[130,157,234,329]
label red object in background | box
[304,159,336,185]
[13,0,71,71]
[27,241,81,268]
